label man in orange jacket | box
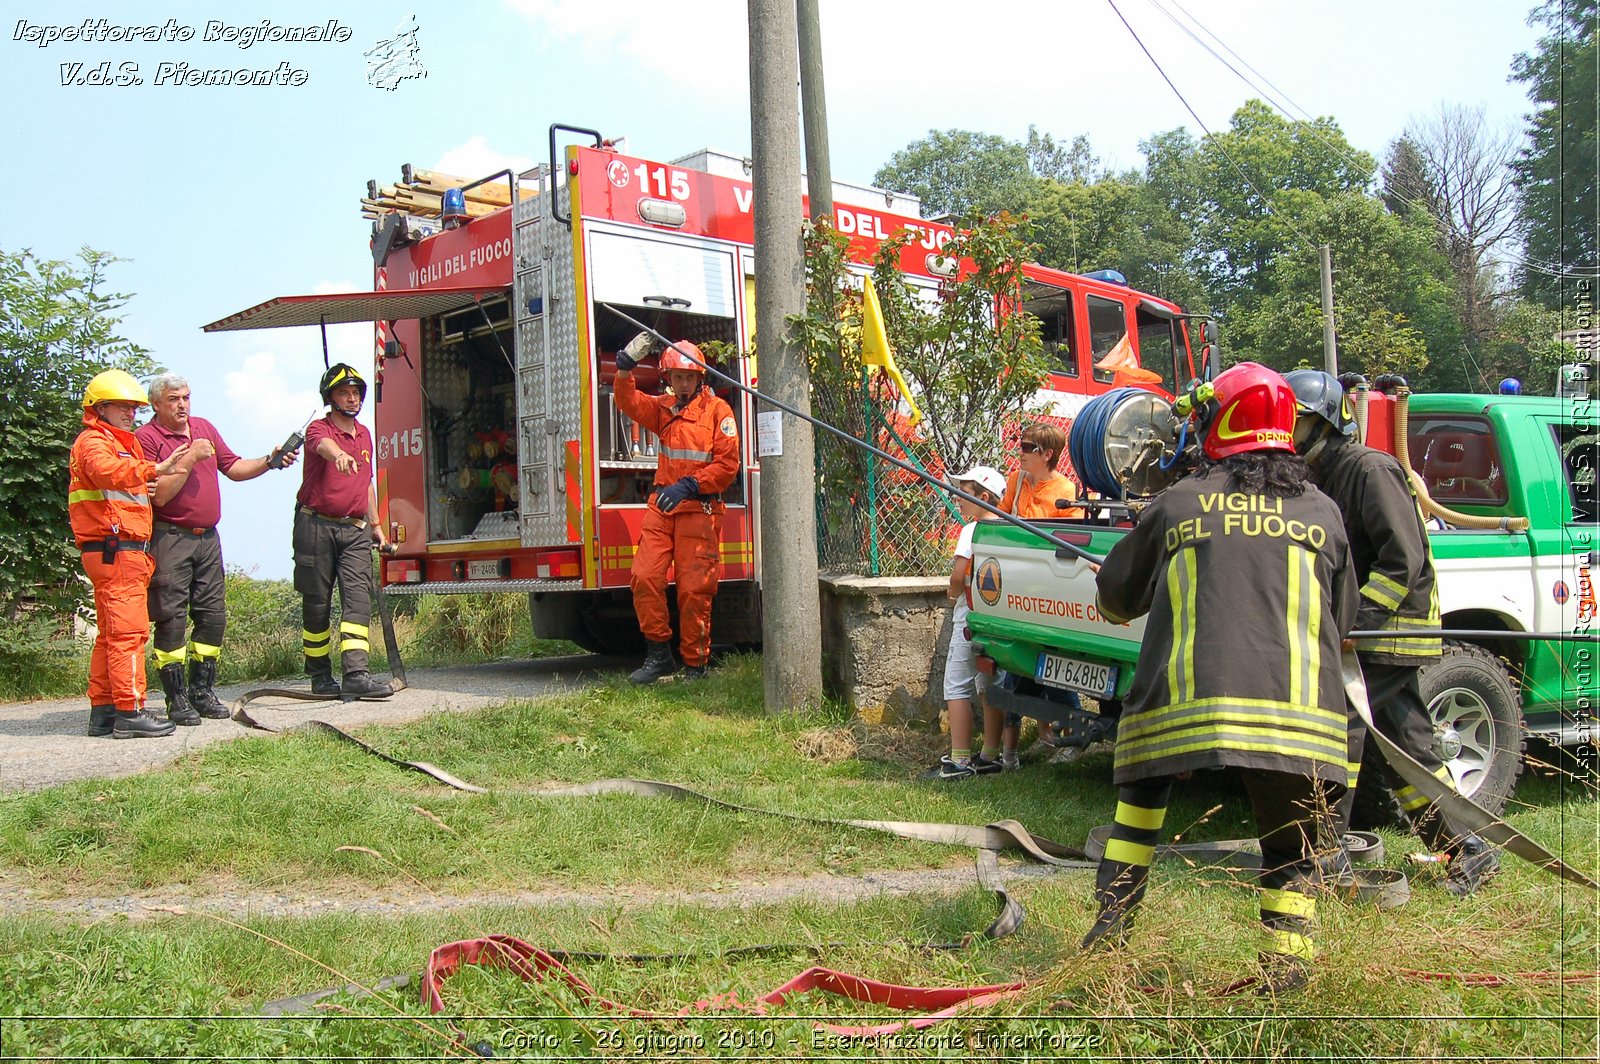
[613,333,740,683]
[70,370,192,739]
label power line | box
[1103,0,1318,249]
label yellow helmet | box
[82,369,149,409]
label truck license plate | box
[467,560,501,580]
[1035,652,1117,698]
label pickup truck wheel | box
[1351,642,1525,825]
[1418,641,1525,814]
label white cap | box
[951,464,1005,499]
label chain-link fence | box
[811,370,961,577]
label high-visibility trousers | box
[630,506,721,667]
[81,549,155,711]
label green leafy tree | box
[872,129,1038,220]
[0,248,155,621]
[797,214,1050,574]
[1512,0,1599,304]
[1230,193,1458,382]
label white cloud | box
[506,0,748,91]
[220,317,375,443]
[433,136,535,182]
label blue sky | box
[5,0,1541,579]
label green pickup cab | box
[967,392,1598,815]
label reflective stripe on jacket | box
[69,411,156,543]
[1094,473,1358,786]
[1312,439,1442,665]
[614,375,739,509]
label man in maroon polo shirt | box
[295,363,392,700]
[137,373,299,725]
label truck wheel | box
[1418,641,1525,814]
[1352,642,1525,824]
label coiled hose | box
[1069,388,1145,498]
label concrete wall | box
[818,573,951,725]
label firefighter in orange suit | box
[70,370,192,739]
[612,332,740,683]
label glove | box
[655,476,700,513]
[615,331,655,371]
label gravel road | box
[0,654,632,794]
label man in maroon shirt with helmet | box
[137,374,299,725]
[295,363,392,700]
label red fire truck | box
[204,125,1200,654]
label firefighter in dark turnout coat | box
[1087,363,1358,993]
[1287,370,1499,895]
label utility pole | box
[749,0,823,712]
[796,0,833,225]
[1320,244,1339,376]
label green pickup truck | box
[967,391,1598,815]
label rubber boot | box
[340,671,394,701]
[159,663,201,727]
[188,658,231,718]
[306,656,341,698]
[1080,859,1149,951]
[629,640,678,685]
[87,704,116,738]
[113,709,176,739]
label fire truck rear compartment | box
[593,303,745,508]
[423,295,520,542]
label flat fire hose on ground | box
[1340,650,1598,891]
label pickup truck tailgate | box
[966,520,1146,697]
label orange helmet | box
[658,341,706,375]
[1193,362,1298,460]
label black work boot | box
[340,671,394,701]
[87,704,116,738]
[187,658,230,719]
[159,663,201,727]
[1444,836,1501,897]
[629,640,678,685]
[1080,859,1149,951]
[682,664,709,681]
[306,657,341,698]
[113,709,177,739]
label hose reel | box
[1068,388,1190,499]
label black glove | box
[655,476,700,513]
[615,331,654,371]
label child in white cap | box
[925,463,1010,779]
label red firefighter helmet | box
[1194,362,1298,460]
[659,341,706,375]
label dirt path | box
[0,654,632,794]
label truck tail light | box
[975,654,996,676]
[535,548,581,579]
[385,559,421,584]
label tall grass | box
[0,569,575,701]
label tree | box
[872,129,1036,220]
[1511,0,1599,304]
[1388,106,1521,342]
[1025,127,1102,183]
[797,215,1050,575]
[0,248,154,621]
[1229,193,1459,383]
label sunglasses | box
[1018,441,1041,454]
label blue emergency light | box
[441,187,468,228]
[1084,269,1127,286]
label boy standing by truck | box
[925,465,1009,779]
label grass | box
[0,656,1597,1059]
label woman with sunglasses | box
[1000,422,1084,519]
